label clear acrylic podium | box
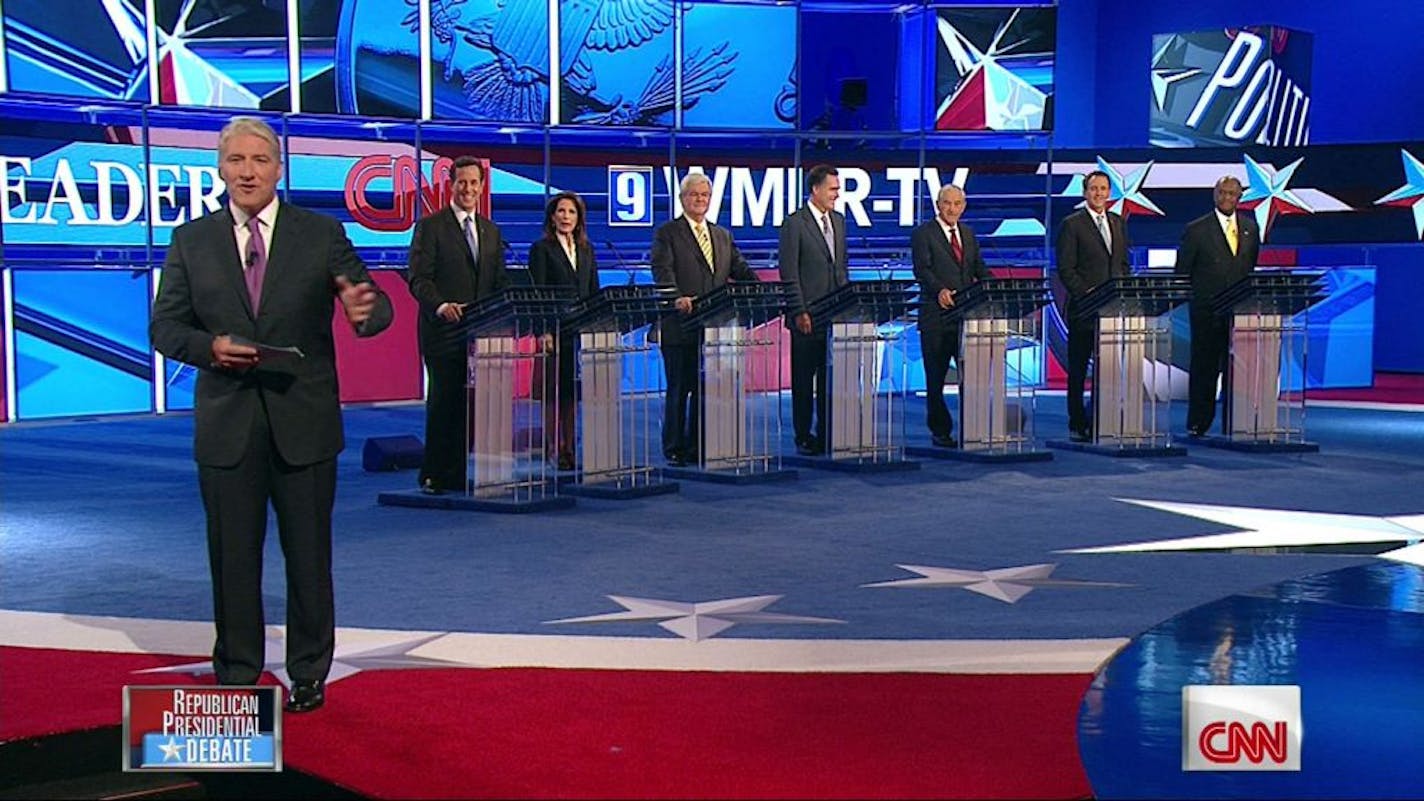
[1197,271,1324,453]
[1049,274,1191,457]
[561,286,683,497]
[910,278,1054,463]
[380,286,578,512]
[666,282,799,484]
[784,280,920,473]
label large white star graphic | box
[136,629,464,687]
[544,595,844,641]
[1240,154,1316,240]
[1374,149,1424,240]
[158,737,183,762]
[1058,499,1424,566]
[1060,158,1164,220]
[862,563,1132,603]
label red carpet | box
[2,646,1093,799]
[1290,371,1424,404]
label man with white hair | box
[151,115,393,713]
[650,172,760,466]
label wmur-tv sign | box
[1182,685,1302,771]
[1151,26,1313,148]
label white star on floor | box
[135,629,465,687]
[159,737,183,761]
[1058,499,1424,567]
[545,595,845,641]
[862,564,1133,604]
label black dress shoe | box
[558,455,575,471]
[420,478,444,496]
[1068,428,1091,443]
[1187,426,1207,438]
[931,434,956,449]
[285,681,325,713]
[665,453,687,467]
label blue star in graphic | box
[1062,158,1164,220]
[1239,154,1314,241]
[1374,149,1424,240]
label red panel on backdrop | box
[332,270,423,403]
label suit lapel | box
[209,209,254,318]
[802,208,832,261]
[677,218,712,273]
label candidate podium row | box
[377,273,1323,512]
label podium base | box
[563,477,681,499]
[377,489,576,513]
[663,465,800,485]
[1174,434,1320,453]
[906,445,1054,463]
[781,454,920,473]
[1045,439,1187,458]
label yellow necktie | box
[1227,219,1238,256]
[695,223,714,271]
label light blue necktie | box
[463,214,479,263]
[1096,213,1111,251]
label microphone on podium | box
[605,240,639,286]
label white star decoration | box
[862,564,1132,604]
[1059,499,1424,567]
[1240,154,1315,240]
[1374,149,1424,240]
[159,737,183,761]
[545,595,844,641]
[1061,158,1164,220]
[136,630,464,687]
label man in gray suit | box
[651,173,760,466]
[778,164,849,455]
[150,116,393,713]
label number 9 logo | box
[607,166,654,227]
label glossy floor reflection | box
[1079,561,1424,799]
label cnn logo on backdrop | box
[1182,685,1302,771]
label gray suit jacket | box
[150,202,394,468]
[778,205,849,329]
[650,216,759,345]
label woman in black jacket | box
[527,191,600,470]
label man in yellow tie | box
[1175,175,1261,437]
[651,173,759,466]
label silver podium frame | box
[666,282,798,484]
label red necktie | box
[950,226,963,262]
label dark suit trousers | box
[920,325,962,439]
[661,342,700,458]
[1066,312,1096,432]
[1188,305,1231,432]
[421,344,467,491]
[790,328,829,445]
[198,398,336,686]
[541,339,578,462]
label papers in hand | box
[230,335,305,364]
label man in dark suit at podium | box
[778,164,849,456]
[912,184,992,448]
[1175,175,1260,436]
[406,156,510,494]
[150,116,393,713]
[651,172,760,466]
[1056,170,1131,442]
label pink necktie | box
[245,217,267,313]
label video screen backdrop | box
[934,6,1055,131]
